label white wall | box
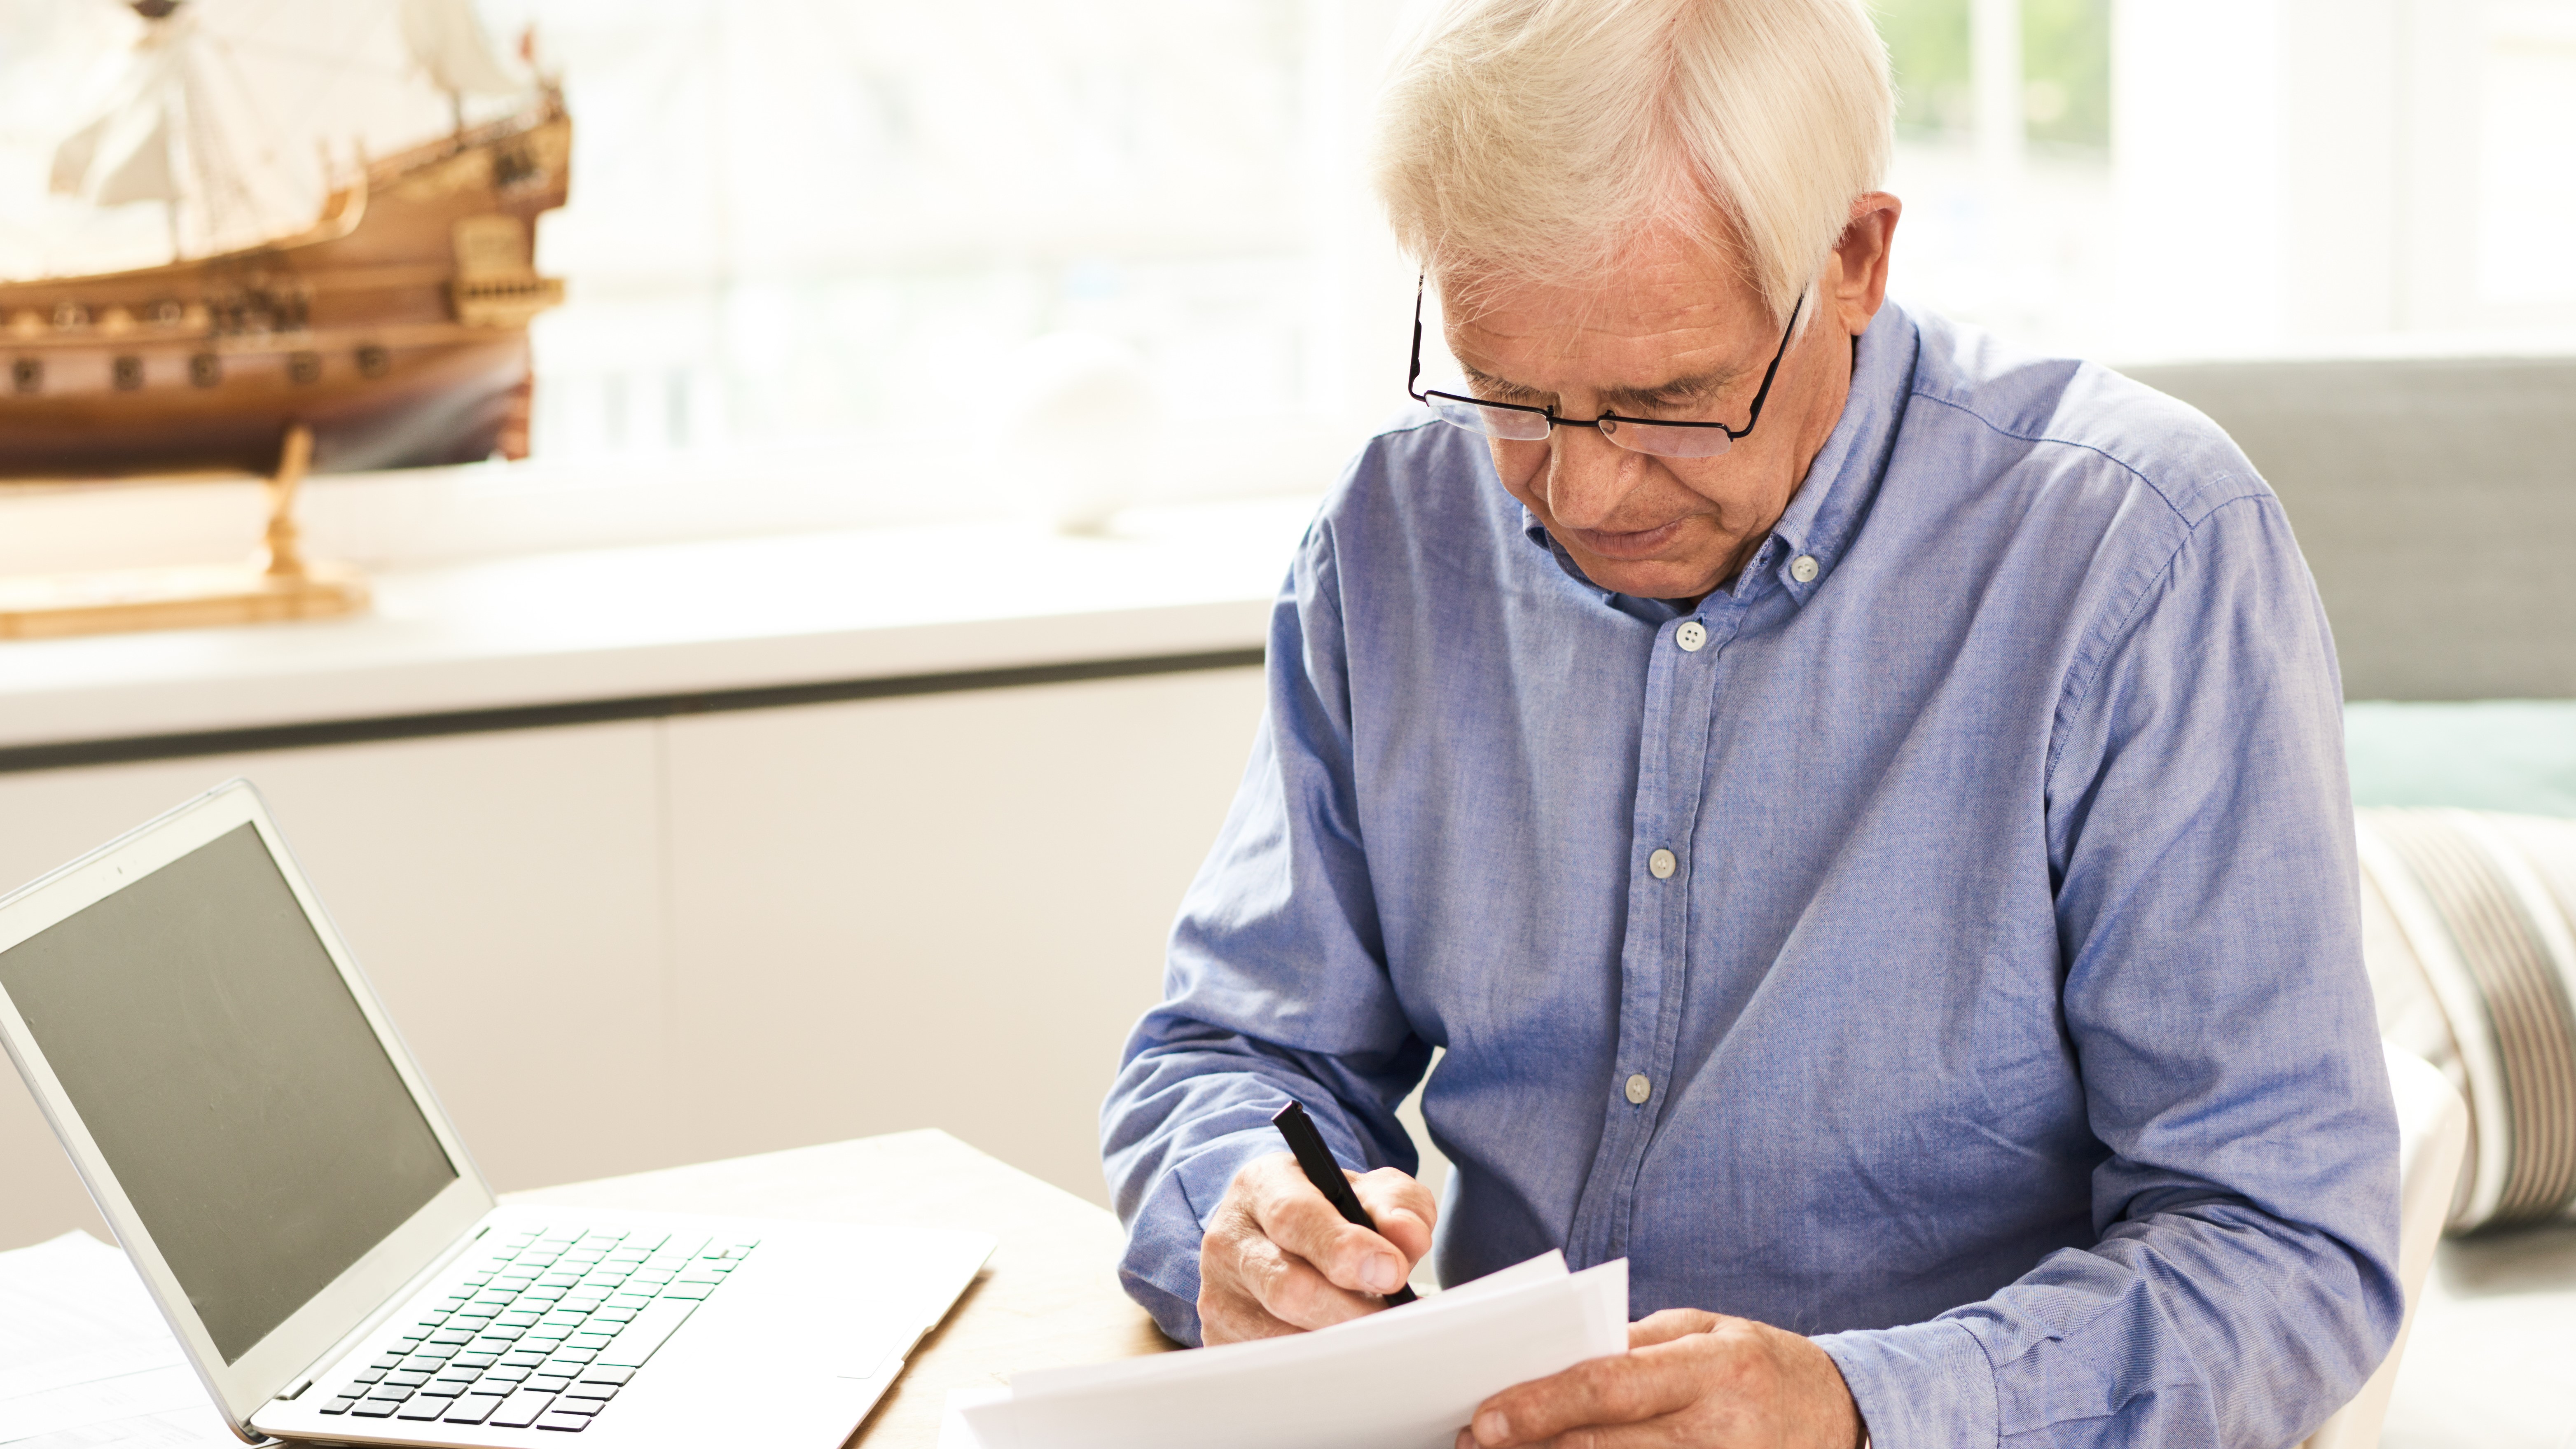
[0,666,1267,1251]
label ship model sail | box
[0,0,569,479]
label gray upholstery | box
[2118,358,2576,701]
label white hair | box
[1371,0,1893,323]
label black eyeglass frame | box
[1405,276,1805,452]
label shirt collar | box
[1517,300,1919,615]
[1763,299,1917,607]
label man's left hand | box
[1456,1309,1865,1449]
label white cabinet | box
[0,666,1266,1252]
[661,668,1265,1203]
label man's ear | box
[1831,192,1901,334]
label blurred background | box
[0,6,2569,1448]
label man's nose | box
[1542,424,1646,531]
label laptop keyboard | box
[315,1225,757,1433]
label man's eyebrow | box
[1456,363,1744,408]
[1598,369,1739,407]
[1458,364,1544,399]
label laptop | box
[0,779,993,1447]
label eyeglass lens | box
[1423,396,1737,459]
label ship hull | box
[0,98,568,479]
[0,332,528,475]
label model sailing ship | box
[0,0,569,637]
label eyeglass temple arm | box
[1728,290,1806,438]
[1407,276,1427,402]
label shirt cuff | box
[1813,1318,1998,1449]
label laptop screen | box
[0,823,457,1364]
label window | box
[1872,0,2116,353]
[485,0,1405,516]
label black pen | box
[1270,1101,1419,1306]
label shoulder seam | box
[1904,387,2268,527]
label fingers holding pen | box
[1351,1164,1438,1265]
[1251,1154,1412,1297]
[1199,1153,1428,1343]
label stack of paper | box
[0,1234,231,1449]
[952,1252,1629,1449]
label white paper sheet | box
[957,1252,1629,1449]
[0,1234,232,1449]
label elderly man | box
[1100,1,2402,1445]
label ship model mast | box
[0,0,571,639]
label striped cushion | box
[2356,809,2576,1232]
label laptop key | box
[547,1396,605,1416]
[320,1397,362,1415]
[397,1399,449,1420]
[487,1390,558,1428]
[577,1366,634,1386]
[350,1400,402,1418]
[560,1382,617,1401]
[535,1410,595,1431]
[594,1296,700,1368]
[443,1395,500,1425]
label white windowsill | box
[0,495,1315,751]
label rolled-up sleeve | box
[1100,506,1431,1346]
[1817,492,2405,1449]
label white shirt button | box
[1675,620,1708,652]
[1624,1073,1652,1105]
[1648,848,1676,879]
[1790,554,1820,584]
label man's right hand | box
[1198,1151,1437,1344]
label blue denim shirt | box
[1100,303,2403,1449]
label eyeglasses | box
[1405,278,1802,459]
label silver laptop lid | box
[0,780,495,1438]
